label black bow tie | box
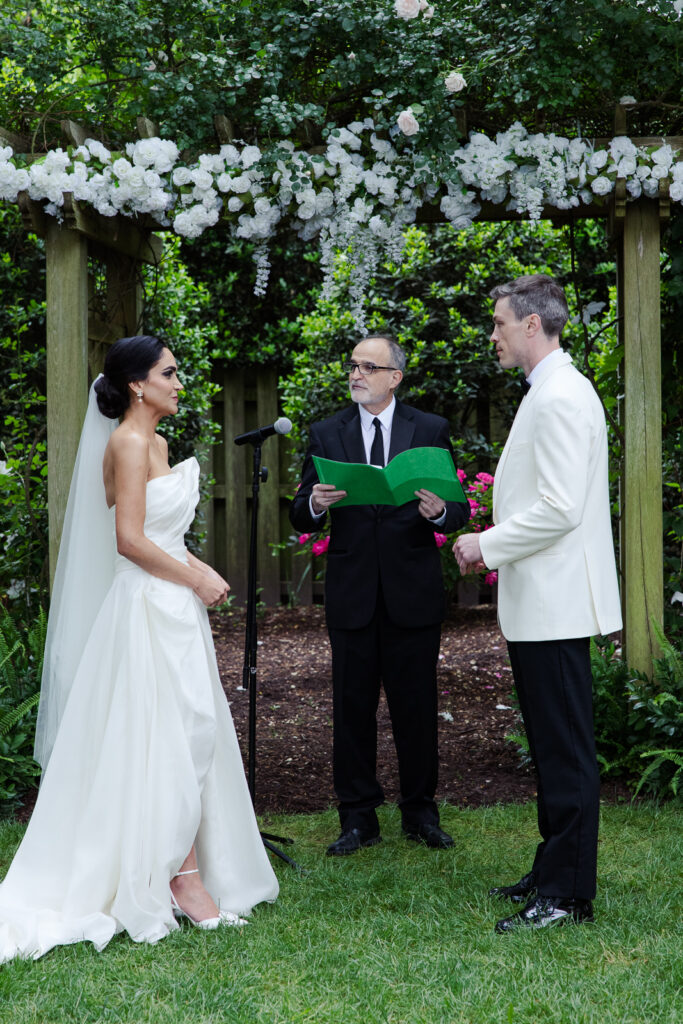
[521,379,531,394]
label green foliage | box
[590,626,683,800]
[0,608,46,814]
[1,0,680,151]
[280,218,615,467]
[660,211,683,641]
[143,235,220,466]
[0,206,48,620]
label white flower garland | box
[1,122,682,327]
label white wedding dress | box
[0,457,278,961]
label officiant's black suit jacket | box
[289,400,470,629]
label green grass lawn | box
[0,801,681,1024]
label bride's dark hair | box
[95,335,166,419]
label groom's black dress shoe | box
[326,828,382,856]
[495,895,594,933]
[489,871,537,903]
[403,823,454,849]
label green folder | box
[312,446,466,508]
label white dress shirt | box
[310,396,446,525]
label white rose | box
[669,181,683,202]
[394,0,421,18]
[397,109,419,136]
[241,146,262,169]
[172,167,193,186]
[591,175,612,196]
[423,5,434,18]
[227,196,244,212]
[445,71,467,93]
[588,150,608,172]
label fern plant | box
[0,607,46,814]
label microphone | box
[233,417,293,446]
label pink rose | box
[312,535,330,556]
[434,532,448,548]
[457,468,467,483]
[484,571,498,586]
[297,533,312,545]
[397,109,420,136]
[468,499,480,513]
[475,471,494,485]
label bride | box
[0,335,279,961]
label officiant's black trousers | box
[507,637,599,900]
[328,589,441,834]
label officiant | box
[289,335,470,856]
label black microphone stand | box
[241,439,302,871]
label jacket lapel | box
[492,352,574,521]
[388,401,415,461]
[339,408,366,464]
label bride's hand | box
[193,569,230,607]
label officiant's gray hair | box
[360,334,406,373]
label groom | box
[290,335,469,855]
[454,275,622,931]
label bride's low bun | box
[94,374,127,419]
[95,335,166,419]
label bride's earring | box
[137,389,143,403]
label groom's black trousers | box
[328,585,441,833]
[507,636,599,900]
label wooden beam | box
[214,115,234,144]
[45,222,89,587]
[17,192,164,265]
[61,120,89,147]
[620,198,663,675]
[62,195,164,265]
[0,126,30,151]
[137,117,159,139]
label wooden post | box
[621,199,663,674]
[212,368,248,601]
[45,222,89,584]
[256,367,281,605]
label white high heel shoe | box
[170,869,248,929]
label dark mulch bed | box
[16,604,630,823]
[213,603,536,816]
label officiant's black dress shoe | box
[326,828,382,856]
[489,871,537,903]
[495,895,594,933]
[403,823,454,849]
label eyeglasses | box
[343,361,397,376]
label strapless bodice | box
[114,457,200,569]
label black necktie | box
[370,417,384,467]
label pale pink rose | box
[395,0,421,19]
[445,71,467,94]
[423,5,434,17]
[397,109,420,136]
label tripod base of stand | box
[261,833,308,874]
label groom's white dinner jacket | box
[479,350,622,642]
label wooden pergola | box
[3,114,678,677]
